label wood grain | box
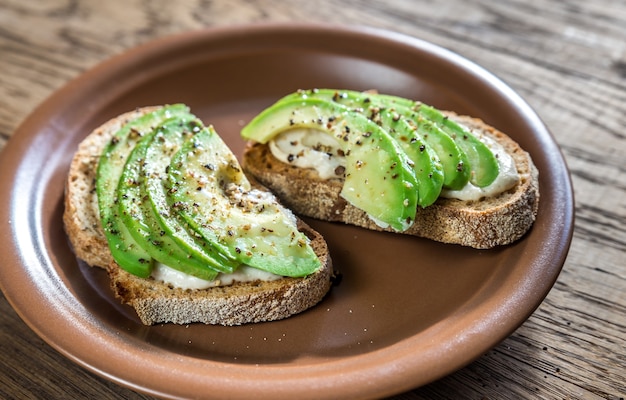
[1,0,625,399]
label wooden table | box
[1,1,624,399]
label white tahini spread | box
[152,263,282,290]
[269,128,346,179]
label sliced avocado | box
[96,104,190,277]
[241,97,419,230]
[167,125,320,277]
[142,118,239,274]
[403,113,470,190]
[278,89,470,190]
[415,104,499,187]
[376,94,500,187]
[117,116,231,281]
[274,89,447,204]
[362,106,444,206]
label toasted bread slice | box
[63,107,333,325]
[242,113,539,249]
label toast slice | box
[242,113,539,249]
[63,107,333,325]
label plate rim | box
[0,22,574,400]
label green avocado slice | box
[117,116,241,281]
[362,106,444,206]
[142,118,238,274]
[167,125,321,277]
[277,89,470,191]
[241,97,419,231]
[96,104,190,278]
[376,94,500,187]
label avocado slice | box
[142,117,239,274]
[96,105,191,277]
[241,97,419,231]
[118,116,239,280]
[376,94,500,187]
[167,125,321,277]
[362,106,444,206]
[277,89,470,190]
[273,89,453,204]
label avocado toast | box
[63,105,333,326]
[241,89,539,249]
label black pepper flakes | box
[129,127,142,139]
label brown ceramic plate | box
[0,24,573,399]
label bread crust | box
[63,106,333,325]
[241,113,539,249]
[107,220,332,325]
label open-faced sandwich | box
[63,105,333,326]
[241,89,539,249]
